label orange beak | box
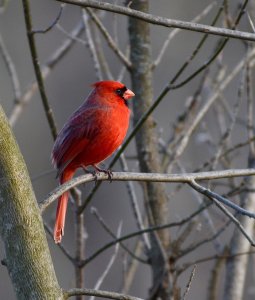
[123,89,135,100]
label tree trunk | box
[0,105,63,299]
[223,157,255,300]
[128,1,176,299]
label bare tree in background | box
[1,0,255,299]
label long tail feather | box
[54,168,74,243]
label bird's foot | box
[93,165,113,182]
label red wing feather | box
[52,107,101,175]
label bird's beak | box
[123,89,135,100]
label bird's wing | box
[52,107,104,176]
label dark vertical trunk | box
[128,1,177,298]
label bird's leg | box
[81,165,91,173]
[93,165,113,182]
[81,165,100,185]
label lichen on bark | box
[0,105,63,299]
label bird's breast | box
[75,104,130,166]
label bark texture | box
[128,1,173,298]
[0,105,63,299]
[223,158,255,300]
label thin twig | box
[211,61,246,170]
[65,288,143,300]
[79,203,214,267]
[32,4,65,34]
[207,248,227,300]
[167,46,255,168]
[121,239,143,294]
[82,9,103,80]
[72,188,85,299]
[44,222,75,263]
[181,265,196,300]
[0,33,21,103]
[93,23,114,80]
[246,47,255,157]
[152,1,217,69]
[176,163,223,253]
[85,7,131,69]
[22,0,58,139]
[89,223,122,300]
[9,21,84,126]
[91,207,147,264]
[189,180,255,246]
[119,154,151,251]
[189,180,255,221]
[179,249,255,274]
[178,219,232,259]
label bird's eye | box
[116,86,127,98]
[116,89,123,96]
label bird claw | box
[102,169,113,182]
[92,170,100,186]
[93,166,113,183]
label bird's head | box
[92,81,135,105]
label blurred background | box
[0,0,255,299]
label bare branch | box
[178,219,231,260]
[119,154,151,251]
[0,33,21,102]
[211,62,245,170]
[56,0,255,42]
[207,250,226,300]
[41,169,255,212]
[189,180,255,229]
[179,249,255,274]
[121,240,143,294]
[79,203,210,267]
[72,189,85,299]
[9,21,84,126]
[89,223,122,300]
[85,7,131,68]
[82,9,103,80]
[22,0,58,139]
[65,288,143,300]
[152,1,217,69]
[44,222,75,263]
[32,4,65,34]
[190,180,255,246]
[168,46,255,166]
[91,207,147,264]
[181,265,196,300]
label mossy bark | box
[0,105,63,299]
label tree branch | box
[65,288,143,300]
[56,0,255,42]
[0,33,21,103]
[79,203,210,267]
[85,7,131,69]
[22,0,58,139]
[9,20,84,126]
[0,105,63,299]
[41,169,255,212]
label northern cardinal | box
[52,81,135,243]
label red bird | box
[52,81,135,243]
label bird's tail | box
[54,168,75,243]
